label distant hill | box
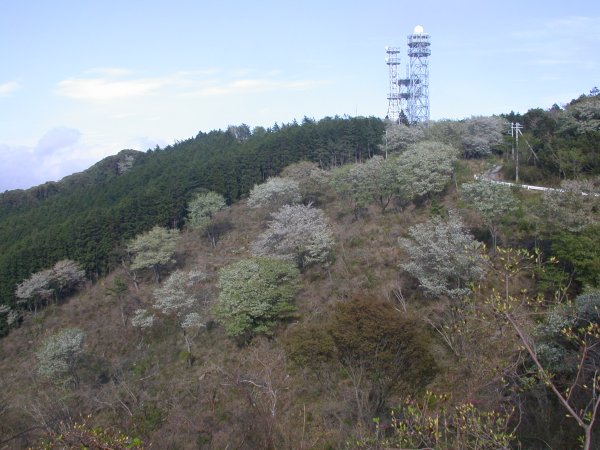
[0,116,384,328]
[0,149,143,212]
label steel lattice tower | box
[385,46,402,121]
[386,25,431,124]
[406,25,431,123]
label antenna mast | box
[406,25,431,123]
[385,25,431,124]
[385,46,402,122]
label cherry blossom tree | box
[247,177,301,209]
[251,204,334,269]
[187,191,227,247]
[127,226,179,283]
[399,212,486,300]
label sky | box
[1,0,599,192]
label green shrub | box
[215,257,300,339]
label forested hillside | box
[0,91,599,449]
[0,116,384,335]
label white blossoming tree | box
[127,226,179,283]
[396,141,459,202]
[15,270,53,313]
[362,155,404,212]
[461,179,519,251]
[382,123,425,155]
[252,204,335,269]
[132,270,207,365]
[460,116,508,158]
[15,259,86,312]
[281,161,330,204]
[541,179,600,232]
[51,259,86,298]
[247,177,301,210]
[424,116,507,158]
[399,212,486,300]
[36,328,85,386]
[130,309,155,329]
[330,156,407,214]
[187,191,227,247]
[0,305,19,335]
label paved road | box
[475,169,599,197]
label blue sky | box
[1,0,599,191]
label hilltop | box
[1,92,600,449]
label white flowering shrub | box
[51,260,86,296]
[15,271,53,309]
[382,123,425,154]
[461,116,508,158]
[181,312,204,329]
[127,226,179,282]
[252,204,334,269]
[187,191,227,246]
[187,191,226,228]
[363,155,404,211]
[330,163,371,212]
[541,179,600,232]
[396,141,459,202]
[399,212,486,300]
[36,328,85,383]
[331,156,404,213]
[131,309,156,329]
[15,259,86,311]
[0,305,20,330]
[281,161,331,204]
[461,180,519,250]
[560,95,600,134]
[153,270,197,315]
[425,117,507,158]
[132,270,207,330]
[247,177,301,209]
[132,270,207,364]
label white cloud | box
[56,69,328,102]
[56,77,167,101]
[35,126,81,155]
[511,16,600,40]
[0,127,109,192]
[528,59,598,70]
[544,16,600,35]
[0,81,21,97]
[86,67,134,76]
[0,126,179,191]
[181,77,328,97]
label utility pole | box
[510,122,523,183]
